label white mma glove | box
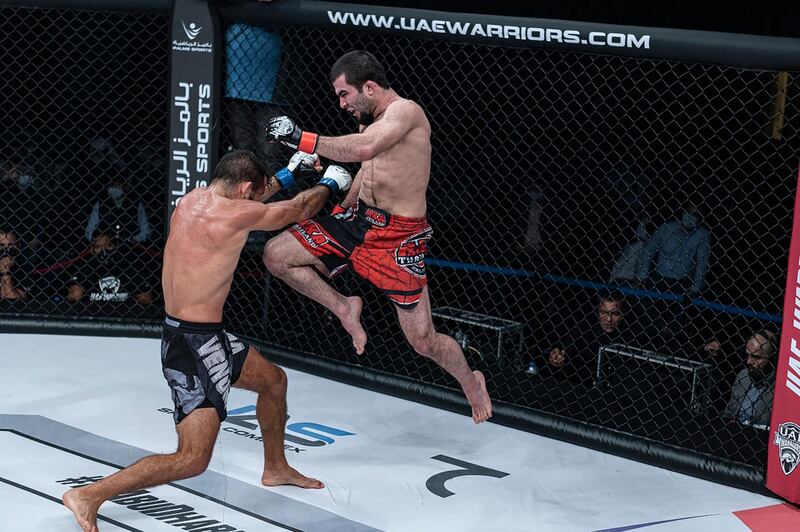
[286,151,319,173]
[318,165,352,195]
[275,151,320,189]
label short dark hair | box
[0,225,15,238]
[329,50,391,90]
[212,149,267,188]
[599,289,626,311]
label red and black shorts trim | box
[289,201,433,309]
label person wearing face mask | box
[84,176,152,244]
[633,201,711,351]
[637,201,711,298]
[0,160,46,245]
[722,329,779,428]
[64,229,158,305]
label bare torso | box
[162,188,249,323]
[358,98,431,218]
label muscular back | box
[162,188,250,323]
[357,99,431,217]
[163,179,331,322]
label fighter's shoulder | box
[387,98,425,119]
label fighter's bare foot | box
[262,466,324,489]
[339,296,367,354]
[466,370,493,424]
[63,488,100,532]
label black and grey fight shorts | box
[161,314,249,424]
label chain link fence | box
[0,6,168,321]
[221,22,799,471]
[1,3,797,476]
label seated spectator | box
[85,175,152,244]
[537,290,637,385]
[722,329,778,428]
[64,229,158,305]
[0,227,27,300]
[1,159,46,243]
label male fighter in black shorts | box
[63,149,352,531]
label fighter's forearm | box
[291,186,332,222]
[260,175,283,203]
[316,134,373,163]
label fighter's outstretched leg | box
[264,232,366,354]
[396,287,492,423]
[63,408,220,531]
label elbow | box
[355,144,376,162]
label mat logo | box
[224,405,355,449]
[774,421,800,475]
[426,455,509,498]
[181,21,202,40]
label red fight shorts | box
[289,201,433,309]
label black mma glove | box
[266,116,319,154]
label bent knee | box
[274,365,287,390]
[176,450,212,478]
[260,364,287,395]
[263,238,287,272]
[408,332,437,357]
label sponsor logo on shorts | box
[332,206,355,220]
[197,337,231,402]
[363,208,388,227]
[774,421,800,475]
[395,227,433,277]
[293,222,330,249]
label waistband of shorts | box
[356,200,427,229]
[163,314,223,333]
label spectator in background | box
[722,329,778,428]
[65,228,158,305]
[87,136,127,175]
[0,227,27,300]
[635,200,711,345]
[637,200,711,298]
[536,290,636,385]
[85,175,152,244]
[609,218,651,285]
[521,184,545,257]
[1,159,45,243]
[224,21,284,173]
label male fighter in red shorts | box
[264,50,492,423]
